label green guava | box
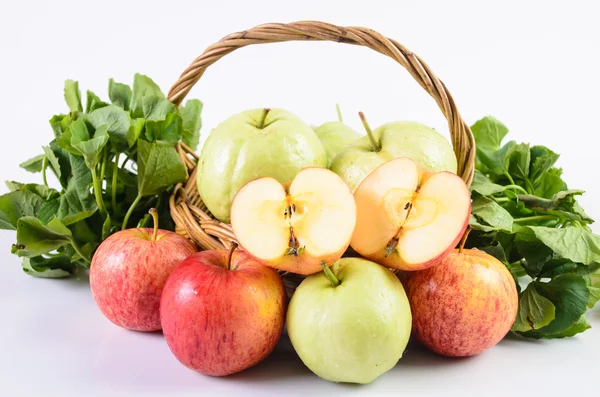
[197,108,327,223]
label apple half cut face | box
[350,157,470,271]
[231,167,357,275]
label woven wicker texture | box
[167,21,475,294]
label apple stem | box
[320,261,340,287]
[458,227,471,253]
[149,208,159,241]
[358,112,380,152]
[336,104,343,123]
[257,108,271,129]
[227,242,238,270]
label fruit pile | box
[89,105,519,384]
[2,74,598,385]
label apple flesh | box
[350,157,470,271]
[197,108,327,223]
[230,167,356,275]
[406,249,518,357]
[331,113,458,192]
[160,248,286,376]
[287,258,412,384]
[90,214,197,332]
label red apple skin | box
[90,228,197,332]
[160,249,286,376]
[405,249,518,357]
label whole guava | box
[197,108,327,223]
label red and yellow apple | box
[160,247,286,376]
[230,167,356,275]
[350,157,470,271]
[405,248,519,357]
[90,209,197,332]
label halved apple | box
[350,157,470,271]
[231,167,357,275]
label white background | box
[0,0,599,396]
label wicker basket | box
[167,21,476,296]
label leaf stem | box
[504,172,516,186]
[505,184,528,194]
[91,169,106,213]
[111,152,120,211]
[99,150,108,183]
[69,239,90,264]
[513,215,556,224]
[525,179,535,194]
[320,261,340,287]
[122,193,142,230]
[493,197,511,203]
[41,156,49,187]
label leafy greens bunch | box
[466,116,600,339]
[0,74,202,278]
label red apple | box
[405,248,518,357]
[90,209,197,332]
[160,247,286,376]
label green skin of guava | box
[330,121,458,192]
[286,258,412,384]
[313,122,361,167]
[197,108,327,223]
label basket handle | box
[167,21,475,185]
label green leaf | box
[521,274,589,337]
[127,118,145,148]
[508,143,531,182]
[515,228,554,277]
[130,74,164,118]
[142,95,176,121]
[526,226,600,265]
[469,214,496,232]
[15,217,73,257]
[85,90,109,113]
[471,196,514,232]
[137,139,187,196]
[71,123,110,169]
[49,114,71,138]
[533,168,567,198]
[529,146,560,183]
[38,199,60,224]
[5,182,59,201]
[64,80,83,113]
[102,213,113,240]
[145,113,183,145]
[181,99,203,151]
[43,145,62,181]
[539,259,600,279]
[57,154,97,225]
[87,105,131,147]
[22,256,75,278]
[108,78,132,110]
[477,141,517,177]
[512,283,556,332]
[19,154,45,173]
[471,116,509,151]
[470,171,513,196]
[0,190,46,230]
[544,315,591,339]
